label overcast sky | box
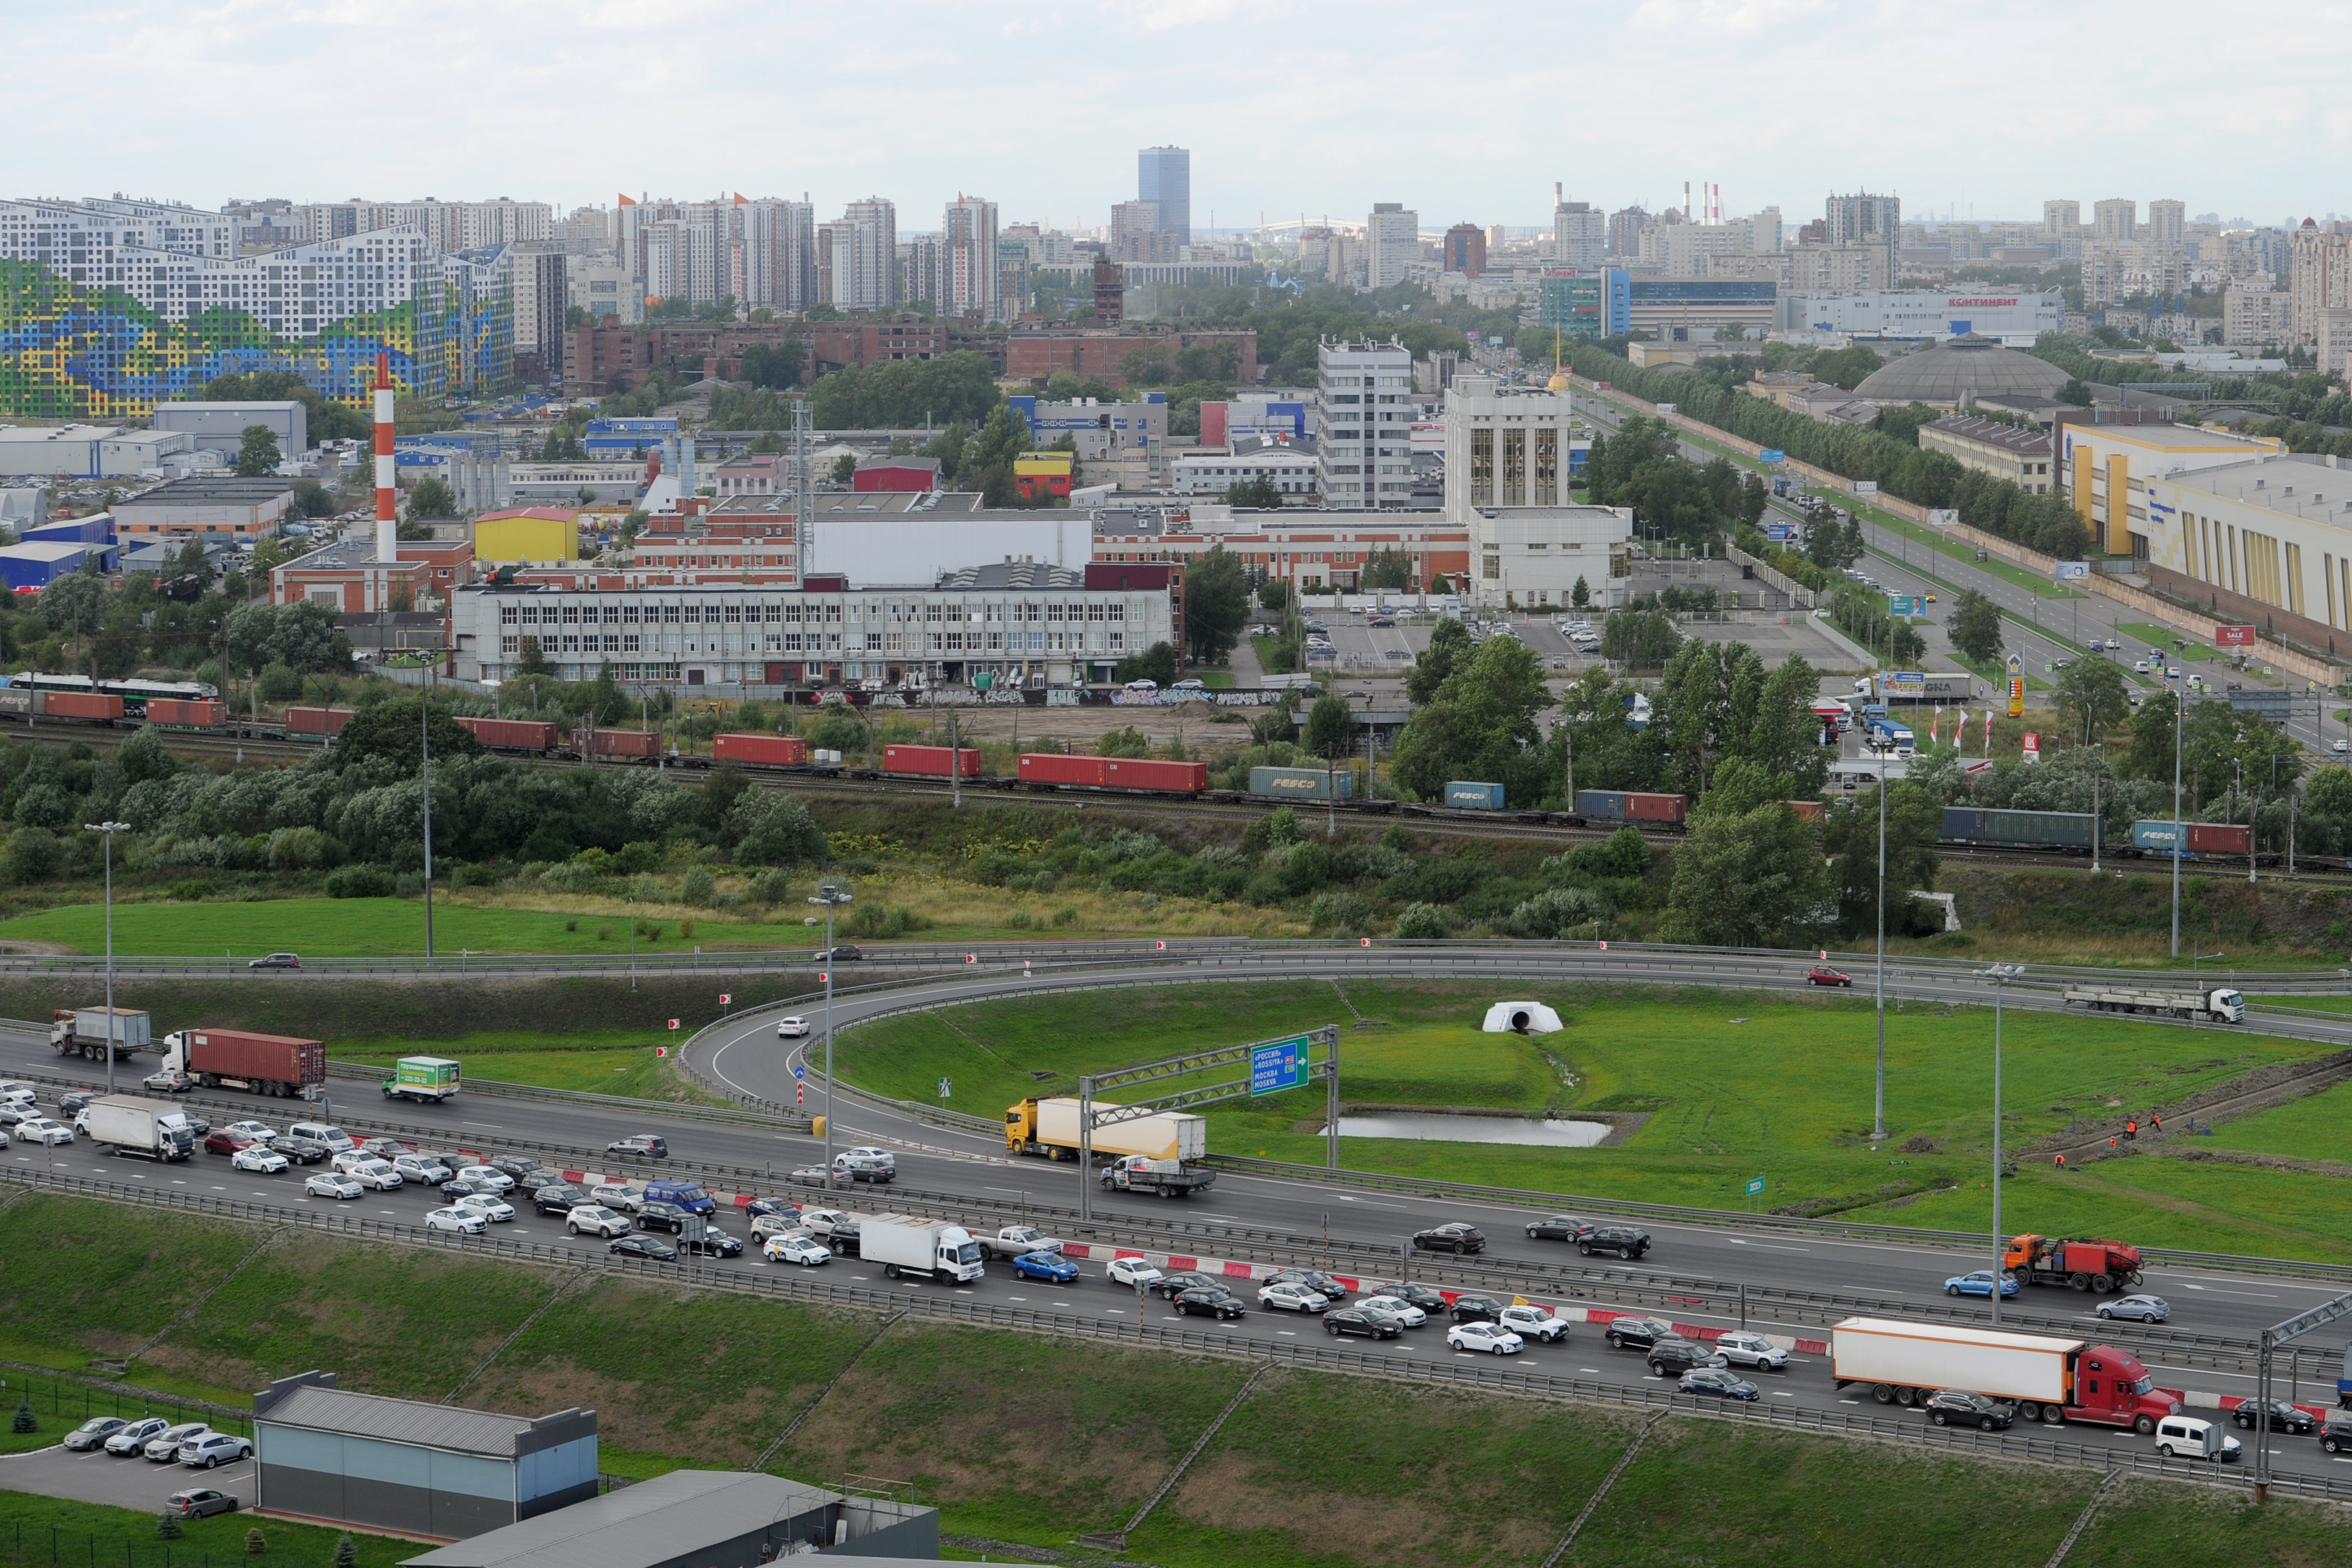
[13,0,2349,233]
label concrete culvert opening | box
[1481,1001,1562,1034]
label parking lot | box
[1,1441,253,1514]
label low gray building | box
[253,1371,597,1540]
[150,400,309,457]
[112,475,294,543]
[402,1470,939,1568]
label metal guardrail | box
[2,1165,2340,1506]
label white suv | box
[1496,1304,1569,1343]
[567,1205,630,1239]
[180,1433,252,1469]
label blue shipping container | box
[1576,790,1630,822]
[1944,806,2097,847]
[1445,781,1506,810]
[1943,806,1985,841]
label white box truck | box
[1830,1316,2182,1431]
[1005,1097,1208,1164]
[860,1214,985,1284]
[84,1094,196,1162]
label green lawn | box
[2116,622,2214,662]
[1201,670,1237,689]
[2070,1477,2352,1568]
[0,897,822,958]
[0,1496,422,1568]
[2199,1076,2352,1159]
[332,1030,728,1100]
[840,979,2351,1256]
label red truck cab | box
[2051,1344,2181,1431]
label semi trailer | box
[1831,1317,2182,1431]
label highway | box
[4,946,2349,1488]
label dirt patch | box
[2168,1147,2352,1179]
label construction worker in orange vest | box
[2054,1153,2066,1169]
[2151,1111,2162,1133]
[2126,1118,2138,1140]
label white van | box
[2154,1415,2241,1462]
[288,1121,355,1153]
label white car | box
[145,1423,210,1462]
[425,1206,487,1234]
[0,1082,36,1107]
[454,1166,514,1193]
[1447,1322,1525,1355]
[179,1433,251,1469]
[305,1173,363,1200]
[1713,1331,1790,1370]
[1497,1304,1569,1343]
[1108,1256,1164,1289]
[231,1146,290,1174]
[775,1016,810,1039]
[799,1206,853,1237]
[567,1205,630,1238]
[1357,1294,1428,1328]
[345,1159,402,1191]
[393,1155,452,1184]
[1123,678,1159,692]
[454,1193,515,1223]
[17,1117,72,1146]
[106,1416,172,1455]
[222,1120,278,1145]
[764,1234,831,1265]
[1258,1282,1329,1313]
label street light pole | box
[1874,746,1887,1142]
[421,691,435,967]
[2171,686,2184,958]
[1979,963,2025,1327]
[807,882,853,1191]
[84,822,128,1096]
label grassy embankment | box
[838,978,2352,1258]
[5,1193,2347,1568]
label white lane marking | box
[1725,1238,1811,1252]
[461,1122,503,1130]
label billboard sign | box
[1250,1035,1313,1097]
[1759,448,1786,463]
[2054,560,2091,582]
[1766,523,1794,542]
[1852,480,1878,497]
[2215,625,2257,648]
[1927,509,1959,526]
[1882,671,1926,692]
[2008,677,2025,718]
[2022,732,2040,763]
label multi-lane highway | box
[4,945,2347,1487]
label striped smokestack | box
[373,352,397,563]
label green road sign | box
[1251,1035,1313,1096]
[1746,1176,1766,1197]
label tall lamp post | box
[1873,738,1889,1142]
[1978,962,2025,1326]
[85,822,128,1096]
[421,691,435,967]
[807,881,853,1190]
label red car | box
[201,1131,257,1156]
[1806,966,1853,987]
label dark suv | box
[1576,1224,1652,1260]
[1602,1316,1679,1352]
[1926,1390,2013,1431]
[1647,1337,1727,1376]
[1447,1294,1506,1325]
[635,1201,691,1234]
[1525,1214,1586,1241]
[1411,1222,1486,1256]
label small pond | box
[1319,1113,1611,1148]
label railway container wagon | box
[882,744,982,779]
[1940,806,2098,849]
[714,733,808,767]
[1103,757,1208,794]
[455,717,560,752]
[143,698,222,727]
[1445,781,1506,810]
[43,692,124,722]
[1574,789,1689,825]
[1020,753,1108,789]
[285,706,356,736]
[574,728,661,759]
[2130,820,2253,857]
[1249,765,1352,801]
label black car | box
[1324,1308,1402,1341]
[184,1116,211,1138]
[442,1175,507,1201]
[1926,1390,2014,1431]
[610,1234,679,1262]
[1412,1223,1486,1256]
[635,1201,691,1234]
[58,1089,97,1116]
[1679,1368,1760,1401]
[1525,1214,1586,1241]
[487,1155,542,1181]
[1647,1337,1727,1376]
[825,1219,861,1256]
[606,1135,670,1159]
[1602,1316,1679,1352]
[2230,1400,2316,1435]
[1576,1225,1652,1261]
[534,1185,587,1217]
[1173,1287,1246,1320]
[1149,1271,1223,1300]
[1448,1294,1505,1325]
[1386,1282,1449,1314]
[744,1197,800,1221]
[273,1135,332,1165]
[678,1229,744,1258]
[813,945,864,962]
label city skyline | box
[12,1,2352,230]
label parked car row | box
[62,1415,251,1470]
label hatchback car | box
[1713,1331,1790,1371]
[1412,1222,1486,1255]
[764,1233,831,1265]
[636,1201,691,1234]
[1265,1269,1349,1303]
[1525,1214,1587,1241]
[1325,1308,1402,1341]
[443,1175,509,1201]
[2097,1294,2171,1323]
[425,1206,489,1235]
[304,1173,363,1200]
[1149,1271,1228,1300]
[1806,966,1853,987]
[678,1228,745,1258]
[146,1424,212,1462]
[1259,1282,1330,1313]
[812,946,863,963]
[203,1130,257,1157]
[1926,1390,2013,1431]
[1013,1251,1082,1284]
[776,1016,810,1038]
[164,1488,240,1519]
[63,1417,129,1451]
[231,1145,290,1174]
[1679,1368,1760,1401]
[144,1070,194,1095]
[1173,1287,1246,1320]
[104,1417,172,1456]
[610,1234,679,1262]
[1448,1294,1506,1325]
[181,1433,252,1468]
[606,1135,670,1159]
[1446,1322,1524,1355]
[1944,1271,2018,1299]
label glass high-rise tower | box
[1138,146,1191,246]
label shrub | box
[679,917,697,938]
[1008,909,1032,929]
[1052,905,1078,927]
[1309,890,1372,936]
[323,864,394,898]
[12,1396,32,1434]
[564,918,577,932]
[3,827,61,885]
[258,662,303,702]
[1506,884,1610,939]
[244,1527,266,1555]
[682,864,717,905]
[1392,902,1450,940]
[596,926,611,941]
[334,1536,358,1568]
[156,1514,183,1541]
[1266,806,1302,846]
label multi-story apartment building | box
[940,195,999,319]
[2092,198,2138,242]
[740,198,816,313]
[1365,204,1418,290]
[1442,223,1486,279]
[2290,220,2352,343]
[1824,192,1900,284]
[1552,200,1605,268]
[1315,338,1414,507]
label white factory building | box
[1443,375,1634,610]
[1780,290,2065,341]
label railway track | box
[9,711,2345,882]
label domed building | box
[1850,332,2069,408]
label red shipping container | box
[456,717,559,751]
[1624,791,1689,824]
[1787,800,1825,822]
[883,744,981,778]
[1103,757,1208,794]
[144,699,223,727]
[185,1028,324,1092]
[715,733,809,767]
[1019,753,1109,787]
[284,707,355,735]
[2187,822,2253,855]
[575,728,661,758]
[45,692,124,721]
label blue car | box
[1011,1251,1081,1284]
[1944,1270,2018,1298]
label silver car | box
[104,1418,171,1456]
[1713,1331,1790,1370]
[146,1423,212,1462]
[180,1433,251,1469]
[2097,1294,2170,1323]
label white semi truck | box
[1830,1317,2182,1431]
[2062,986,2244,1024]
